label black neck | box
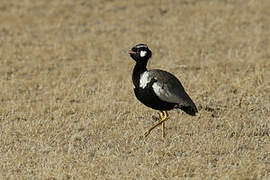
[132,61,148,88]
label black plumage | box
[128,44,198,138]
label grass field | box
[0,0,270,179]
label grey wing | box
[148,69,195,107]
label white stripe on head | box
[140,50,147,57]
[139,71,150,89]
[136,44,148,48]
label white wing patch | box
[139,71,151,89]
[140,50,147,57]
[152,82,179,103]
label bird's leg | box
[144,111,168,138]
[161,111,168,138]
[162,119,165,138]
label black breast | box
[133,78,176,111]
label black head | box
[128,44,152,62]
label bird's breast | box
[133,85,176,111]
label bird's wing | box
[148,69,195,107]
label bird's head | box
[128,44,152,63]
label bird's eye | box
[140,50,147,57]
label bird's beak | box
[127,50,136,54]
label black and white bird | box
[128,44,198,138]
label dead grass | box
[0,0,270,179]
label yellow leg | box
[144,111,168,138]
[162,121,165,138]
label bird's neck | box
[132,61,148,87]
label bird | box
[128,43,198,138]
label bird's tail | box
[179,105,198,116]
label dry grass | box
[0,0,270,179]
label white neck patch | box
[140,50,147,57]
[139,71,150,88]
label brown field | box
[0,0,270,179]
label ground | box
[0,0,270,179]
